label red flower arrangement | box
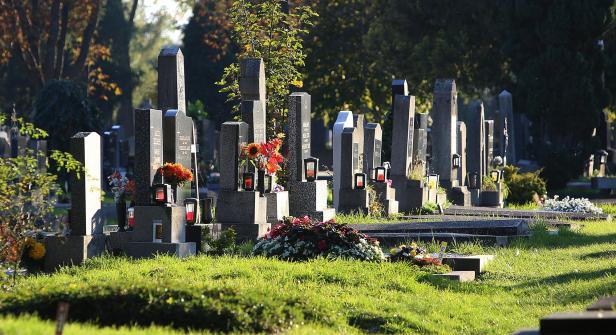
[160,162,193,186]
[240,135,285,175]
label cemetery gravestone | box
[391,95,415,177]
[465,101,485,188]
[333,111,354,210]
[498,90,516,164]
[338,126,369,213]
[457,121,467,186]
[216,121,269,239]
[157,47,186,114]
[134,109,163,206]
[484,120,495,174]
[432,79,458,188]
[239,58,266,115]
[287,93,334,221]
[364,123,382,174]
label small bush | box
[503,166,547,204]
[252,217,385,261]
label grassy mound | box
[0,221,615,334]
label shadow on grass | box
[509,229,616,250]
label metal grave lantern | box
[127,207,135,229]
[375,166,387,183]
[452,153,461,169]
[383,161,392,180]
[354,172,367,190]
[304,157,318,182]
[242,172,255,191]
[152,182,173,205]
[184,198,199,225]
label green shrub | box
[503,166,547,204]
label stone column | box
[498,90,515,164]
[432,79,457,188]
[239,58,266,119]
[287,93,311,182]
[465,100,485,188]
[69,132,102,236]
[157,47,186,114]
[391,95,415,178]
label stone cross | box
[134,109,163,206]
[364,123,382,174]
[484,120,494,171]
[456,121,467,186]
[333,111,354,209]
[498,90,515,164]
[219,122,249,191]
[288,92,312,182]
[69,132,102,236]
[157,47,186,114]
[431,79,457,187]
[241,100,266,144]
[391,95,415,178]
[466,100,485,187]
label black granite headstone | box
[364,123,382,173]
[219,122,249,191]
[288,92,311,182]
[134,109,163,206]
[241,100,266,144]
[157,47,186,114]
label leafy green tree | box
[502,0,613,188]
[183,0,235,125]
[0,118,83,282]
[32,80,101,154]
[217,0,317,136]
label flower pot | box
[116,198,127,232]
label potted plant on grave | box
[407,160,426,188]
[240,134,285,194]
[481,174,503,207]
[107,171,130,232]
[159,163,193,200]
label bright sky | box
[140,0,192,43]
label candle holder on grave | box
[127,207,135,230]
[243,172,255,191]
[184,198,199,225]
[354,173,367,190]
[152,183,174,206]
[375,167,387,183]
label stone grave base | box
[44,234,106,271]
[214,223,271,241]
[449,186,471,206]
[391,177,428,212]
[288,180,331,217]
[338,188,369,214]
[469,189,481,206]
[132,205,186,243]
[372,182,399,216]
[265,191,289,224]
[216,190,267,224]
[108,231,196,258]
[481,190,504,207]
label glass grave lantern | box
[452,153,461,169]
[242,172,255,191]
[354,172,367,190]
[368,168,376,181]
[127,207,135,230]
[467,172,480,189]
[304,157,318,182]
[383,161,392,180]
[152,182,173,205]
[490,170,502,183]
[184,198,199,225]
[375,166,387,183]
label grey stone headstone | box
[333,111,354,209]
[364,123,382,173]
[241,100,266,144]
[465,100,485,187]
[432,79,458,187]
[353,114,366,171]
[391,95,415,177]
[514,113,531,160]
[415,112,428,130]
[157,47,186,114]
[287,92,311,182]
[163,109,194,205]
[134,109,163,206]
[239,58,266,108]
[484,120,494,171]
[457,121,467,186]
[412,128,427,168]
[340,127,359,190]
[219,122,248,191]
[200,119,218,162]
[498,90,515,164]
[69,132,102,236]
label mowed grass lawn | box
[1,221,615,335]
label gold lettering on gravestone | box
[178,134,191,158]
[151,129,162,171]
[301,121,310,155]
